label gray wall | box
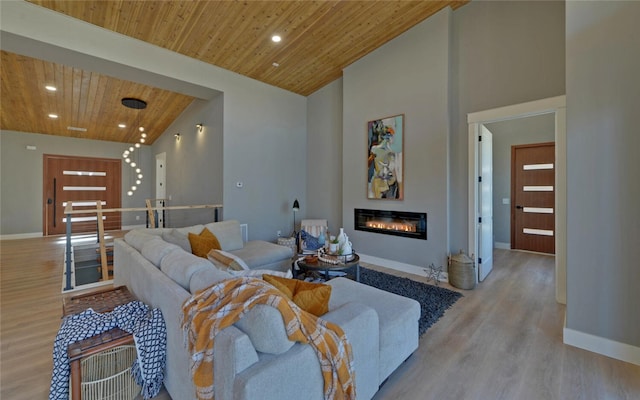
[342,7,451,268]
[450,0,566,252]
[485,114,555,246]
[0,130,152,234]
[307,1,565,268]
[150,96,224,227]
[306,79,343,234]
[566,1,640,347]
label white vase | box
[342,240,352,255]
[337,228,347,247]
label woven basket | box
[73,345,140,400]
[448,251,476,290]
[277,237,297,255]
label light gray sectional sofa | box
[114,220,420,400]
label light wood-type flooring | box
[1,234,639,399]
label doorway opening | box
[468,95,566,304]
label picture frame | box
[367,114,404,200]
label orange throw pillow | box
[263,275,331,316]
[188,227,221,258]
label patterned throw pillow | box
[207,249,249,271]
[188,228,221,258]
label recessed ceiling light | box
[271,35,281,43]
[118,123,126,128]
[48,113,58,119]
[45,85,57,92]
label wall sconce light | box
[196,123,203,133]
[174,133,181,141]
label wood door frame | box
[468,95,566,304]
[510,142,556,253]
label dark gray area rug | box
[359,267,463,336]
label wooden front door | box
[43,155,121,236]
[511,142,555,254]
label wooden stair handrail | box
[63,203,223,215]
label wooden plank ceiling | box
[2,0,468,144]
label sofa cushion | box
[189,266,233,294]
[162,229,191,252]
[188,228,222,258]
[141,238,180,268]
[160,248,214,290]
[228,240,293,269]
[124,230,159,252]
[234,305,295,355]
[175,224,205,236]
[204,220,244,251]
[263,275,331,317]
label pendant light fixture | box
[121,98,147,196]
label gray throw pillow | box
[235,305,295,355]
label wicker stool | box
[63,286,140,400]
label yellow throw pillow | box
[188,228,221,258]
[263,274,297,299]
[263,275,331,316]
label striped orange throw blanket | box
[181,276,355,400]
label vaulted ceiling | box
[1,0,469,144]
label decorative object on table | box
[448,250,476,290]
[300,230,323,251]
[367,114,404,200]
[317,230,326,246]
[359,267,462,336]
[329,237,339,254]
[425,263,443,286]
[317,248,355,264]
[303,255,318,264]
[335,228,352,256]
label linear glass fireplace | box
[354,208,427,240]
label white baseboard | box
[0,232,43,240]
[358,253,449,283]
[563,327,640,366]
[494,242,510,249]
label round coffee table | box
[296,253,360,282]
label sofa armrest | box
[322,302,380,400]
[213,325,260,400]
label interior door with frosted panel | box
[511,142,555,254]
[43,155,121,236]
[155,152,167,227]
[478,126,494,281]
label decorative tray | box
[317,249,355,264]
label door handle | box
[52,178,57,227]
[516,205,523,210]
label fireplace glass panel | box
[354,208,426,240]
